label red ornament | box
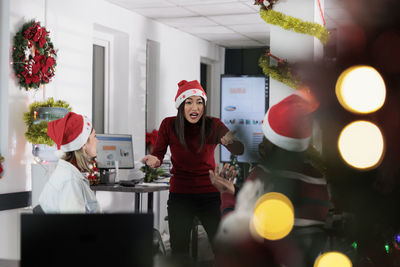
[0,156,4,179]
[86,160,100,185]
[146,129,159,153]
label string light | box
[314,252,352,267]
[385,243,390,254]
[336,66,386,114]
[251,192,294,240]
[338,120,384,170]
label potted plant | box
[23,97,71,162]
[140,165,165,183]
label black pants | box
[167,192,221,256]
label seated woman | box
[210,94,331,267]
[38,112,101,213]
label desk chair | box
[32,205,44,214]
[153,228,167,256]
[191,217,201,260]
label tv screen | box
[220,75,269,163]
[96,134,134,169]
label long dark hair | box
[174,97,211,152]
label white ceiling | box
[105,0,349,48]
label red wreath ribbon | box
[24,22,48,48]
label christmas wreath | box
[12,20,57,91]
[23,97,71,145]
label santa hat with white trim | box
[175,80,207,109]
[261,93,319,152]
[47,112,92,153]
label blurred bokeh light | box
[251,192,294,240]
[338,120,384,170]
[314,252,352,267]
[336,66,386,114]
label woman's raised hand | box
[209,163,236,195]
[220,130,236,146]
[141,155,161,168]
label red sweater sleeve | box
[214,118,244,155]
[220,192,236,218]
[220,167,262,218]
[151,118,169,164]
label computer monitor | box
[220,75,269,163]
[21,213,153,267]
[96,134,134,169]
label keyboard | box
[119,180,140,187]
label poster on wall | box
[220,75,269,163]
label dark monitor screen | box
[96,134,134,169]
[220,75,269,163]
[21,213,153,267]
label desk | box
[90,183,169,213]
[0,259,18,267]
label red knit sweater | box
[152,116,243,194]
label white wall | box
[0,0,223,259]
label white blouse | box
[39,159,101,213]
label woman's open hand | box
[220,130,237,146]
[141,155,161,168]
[209,163,236,195]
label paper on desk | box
[138,182,169,187]
[153,177,170,184]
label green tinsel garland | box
[260,8,330,45]
[23,97,71,145]
[259,53,301,89]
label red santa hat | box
[174,80,207,109]
[47,112,92,153]
[261,94,319,152]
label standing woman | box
[39,112,101,213]
[142,80,244,256]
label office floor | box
[159,226,215,266]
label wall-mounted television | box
[220,75,269,163]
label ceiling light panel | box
[181,25,235,34]
[167,0,235,5]
[107,0,174,9]
[229,24,270,34]
[132,6,196,18]
[157,16,217,28]
[184,2,254,16]
[209,13,262,25]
